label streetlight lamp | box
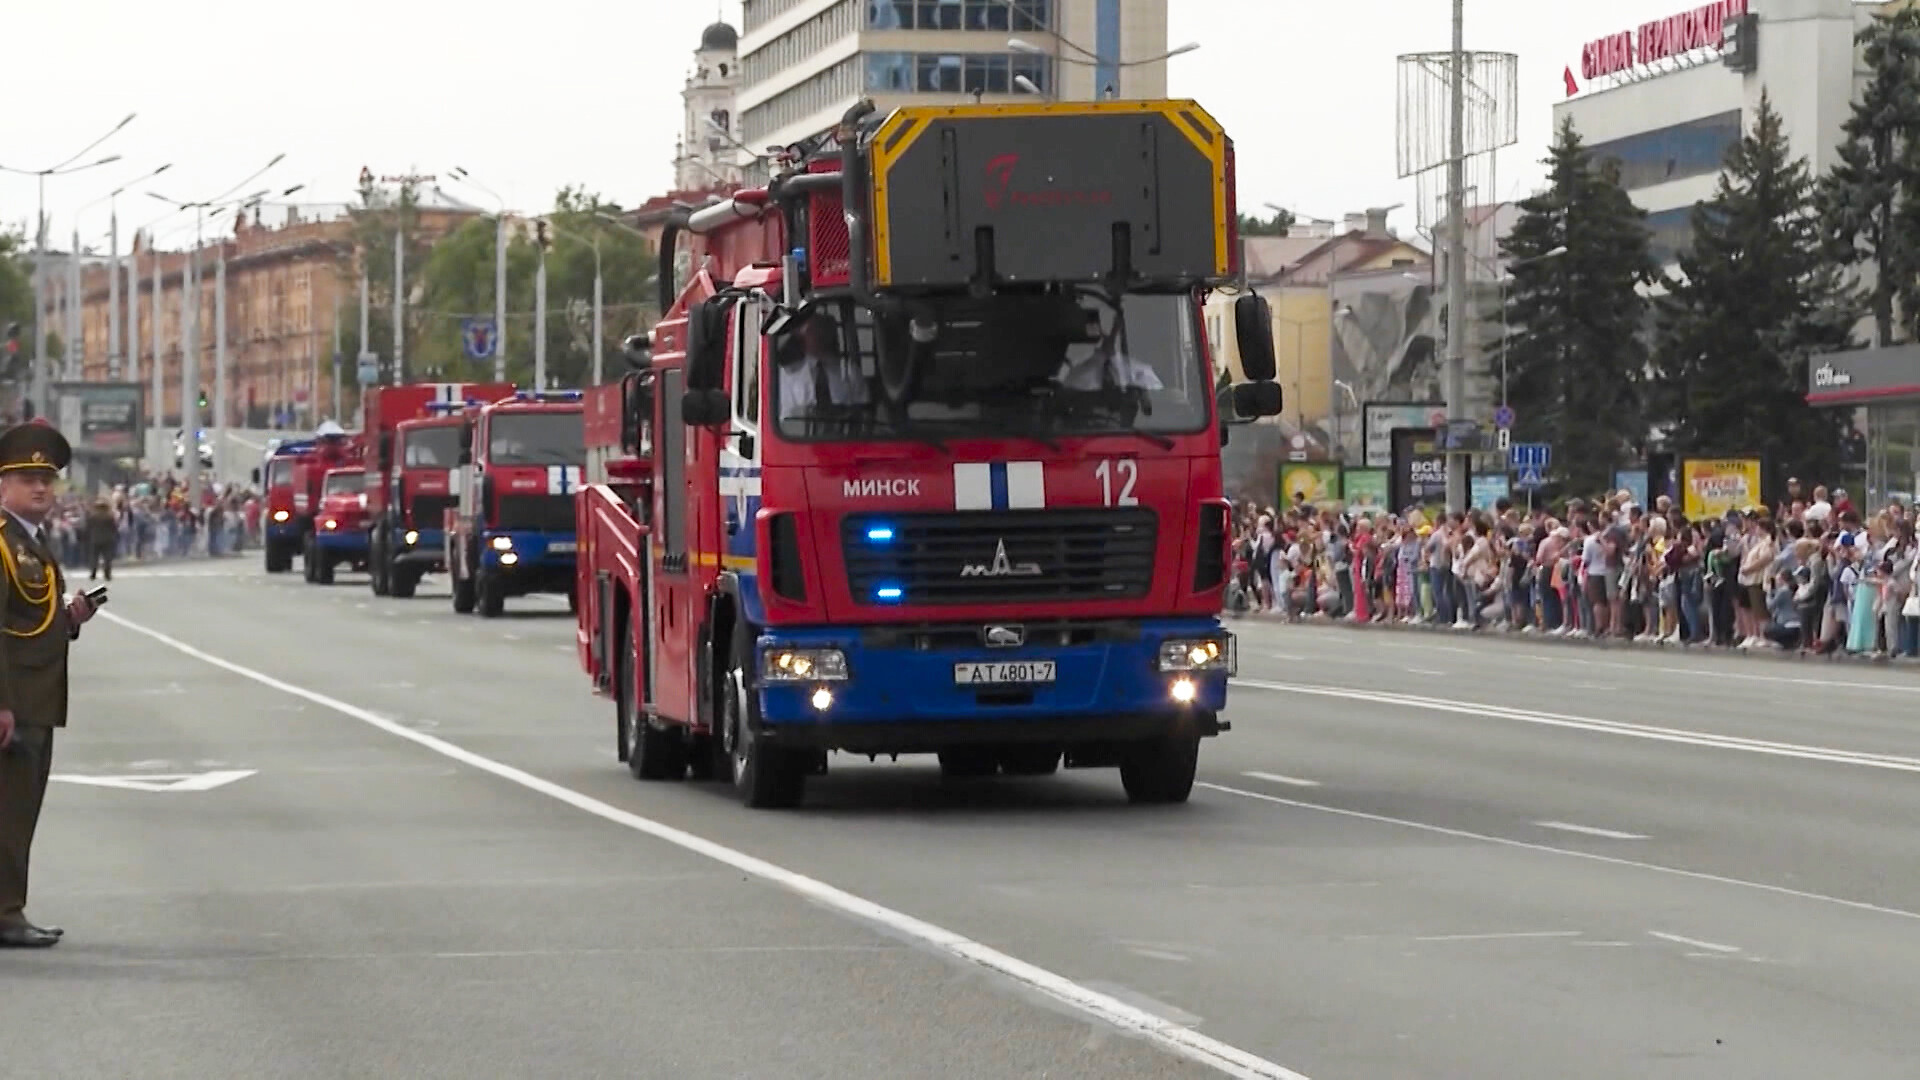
[447,167,510,384]
[0,110,138,414]
[147,153,289,499]
[76,162,172,382]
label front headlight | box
[271,509,290,522]
[491,536,513,551]
[762,648,849,682]
[322,518,338,531]
[1157,636,1236,674]
[403,529,420,546]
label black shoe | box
[0,924,59,948]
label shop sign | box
[1581,0,1747,82]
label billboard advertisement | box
[1278,462,1342,509]
[1342,468,1390,513]
[52,382,143,457]
[1680,456,1762,520]
[1362,401,1448,468]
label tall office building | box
[737,0,1172,158]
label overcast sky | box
[4,0,1726,252]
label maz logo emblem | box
[982,624,1025,648]
[960,539,1042,578]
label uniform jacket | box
[0,516,75,728]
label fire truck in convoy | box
[360,382,514,598]
[445,390,587,617]
[307,462,371,584]
[257,421,359,573]
[574,98,1283,808]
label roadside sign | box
[1509,442,1551,471]
[461,317,498,360]
[1493,405,1515,429]
[1515,465,1545,489]
[356,351,379,386]
[1496,427,1511,452]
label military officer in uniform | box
[0,420,98,948]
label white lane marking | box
[1405,667,1446,677]
[1268,653,1305,661]
[96,611,1307,1080]
[1571,941,1633,947]
[1127,947,1193,963]
[53,769,255,793]
[1569,682,1615,691]
[1413,931,1581,942]
[1524,651,1915,696]
[1244,771,1321,788]
[1649,931,1740,954]
[1386,643,1473,655]
[1198,782,1920,924]
[1232,679,1920,775]
[1535,821,1647,840]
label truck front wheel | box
[620,628,684,781]
[477,570,505,618]
[1118,731,1201,805]
[723,664,804,809]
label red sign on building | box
[1579,0,1748,82]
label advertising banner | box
[1362,401,1447,468]
[1391,428,1457,513]
[1613,468,1648,509]
[1342,468,1390,513]
[1470,474,1511,511]
[51,382,143,458]
[1680,456,1762,520]
[1278,462,1342,509]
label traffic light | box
[198,388,209,409]
[535,220,550,251]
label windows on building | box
[743,0,819,34]
[742,56,863,145]
[865,0,1051,31]
[1644,204,1702,267]
[741,0,858,88]
[863,50,1052,95]
[1589,110,1742,193]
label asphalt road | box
[10,560,1920,1079]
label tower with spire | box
[674,18,743,191]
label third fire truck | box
[445,390,587,617]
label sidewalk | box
[1227,607,1920,672]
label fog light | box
[403,529,419,545]
[810,687,833,711]
[491,536,513,551]
[499,552,519,566]
[1170,677,1197,704]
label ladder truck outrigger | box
[575,97,1284,809]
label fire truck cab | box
[445,391,586,617]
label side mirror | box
[377,432,394,472]
[682,388,730,427]
[1232,381,1284,419]
[760,299,816,341]
[622,332,652,371]
[1233,294,1278,383]
[250,467,261,484]
[457,423,474,465]
[684,297,731,393]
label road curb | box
[1227,608,1920,673]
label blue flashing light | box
[874,585,904,602]
[866,526,895,543]
[513,389,584,402]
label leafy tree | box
[1819,4,1920,346]
[1500,117,1656,497]
[1238,208,1294,237]
[1656,92,1855,482]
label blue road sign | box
[1515,465,1545,489]
[1509,442,1551,471]
[461,317,499,361]
[1493,405,1515,429]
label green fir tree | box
[1657,93,1855,483]
[1500,117,1656,497]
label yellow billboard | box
[1681,457,1763,520]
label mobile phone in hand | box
[83,586,108,606]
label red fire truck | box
[307,463,370,584]
[575,99,1282,808]
[361,382,514,598]
[445,390,587,617]
[257,421,360,573]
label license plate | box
[547,541,578,553]
[953,661,1056,685]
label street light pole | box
[449,167,510,383]
[1443,0,1470,513]
[392,228,405,384]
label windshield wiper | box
[1108,428,1175,451]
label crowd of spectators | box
[44,471,262,572]
[1229,478,1920,659]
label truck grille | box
[495,494,575,532]
[842,510,1157,606]
[408,494,454,529]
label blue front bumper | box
[394,527,445,564]
[757,617,1231,727]
[479,530,578,570]
[314,528,368,556]
[266,519,302,546]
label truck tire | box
[1118,732,1201,805]
[303,536,319,583]
[938,748,999,778]
[723,663,804,809]
[264,540,292,574]
[370,534,390,596]
[477,570,505,618]
[998,745,1061,776]
[620,628,684,781]
[451,559,476,613]
[389,566,419,599]
[315,549,335,585]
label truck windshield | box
[770,291,1209,444]
[403,426,462,468]
[267,459,294,488]
[323,472,365,496]
[489,411,583,465]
